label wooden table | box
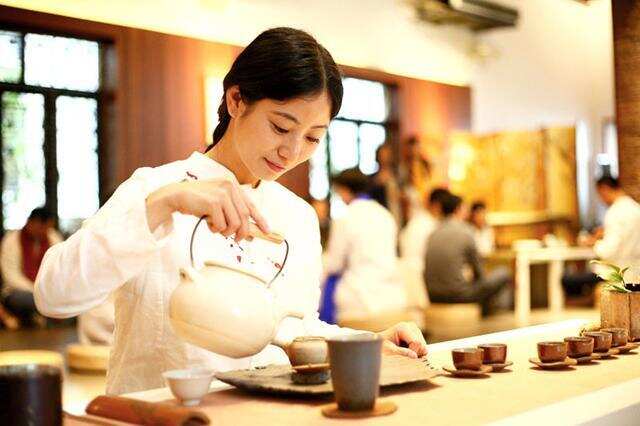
[65,320,640,426]
[490,247,595,323]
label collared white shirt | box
[473,226,495,257]
[399,210,437,269]
[323,199,406,320]
[594,195,640,267]
[35,152,349,395]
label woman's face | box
[229,88,332,182]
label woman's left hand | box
[377,322,428,359]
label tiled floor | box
[0,307,599,411]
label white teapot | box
[169,220,303,358]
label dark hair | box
[596,175,620,189]
[209,27,343,148]
[441,193,463,217]
[333,168,369,195]
[28,207,55,222]
[375,143,393,164]
[428,188,450,205]
[470,201,486,214]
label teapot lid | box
[203,260,268,285]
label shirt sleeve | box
[321,216,349,276]
[594,210,624,261]
[1,232,35,293]
[34,167,175,318]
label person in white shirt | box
[1,207,62,328]
[322,168,407,321]
[34,28,427,395]
[399,188,449,269]
[592,176,640,266]
[565,176,640,296]
[468,201,495,257]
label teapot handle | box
[190,216,289,287]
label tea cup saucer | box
[483,360,513,372]
[529,357,577,369]
[614,342,639,354]
[443,365,492,377]
[568,354,599,364]
[291,363,330,373]
[593,348,619,359]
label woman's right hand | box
[145,179,270,241]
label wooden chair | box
[0,350,64,369]
[66,344,110,372]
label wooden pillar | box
[612,1,640,199]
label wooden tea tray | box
[215,355,443,396]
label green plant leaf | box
[604,283,631,293]
[609,272,625,283]
[590,260,621,273]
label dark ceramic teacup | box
[583,332,613,352]
[564,337,594,358]
[537,341,567,363]
[478,343,507,364]
[0,364,62,425]
[326,334,383,411]
[287,336,328,366]
[600,328,629,348]
[452,348,484,370]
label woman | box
[35,28,427,395]
[1,207,62,328]
[322,168,406,322]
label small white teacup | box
[162,368,214,406]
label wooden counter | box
[65,320,640,425]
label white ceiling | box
[0,0,476,85]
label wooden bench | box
[66,344,110,372]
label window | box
[308,77,394,215]
[0,30,101,233]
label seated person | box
[564,176,640,297]
[468,201,495,256]
[322,168,406,322]
[399,187,449,270]
[423,194,509,316]
[1,207,63,327]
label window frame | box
[0,28,105,234]
[312,76,399,202]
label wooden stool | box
[66,344,110,372]
[423,303,481,326]
[0,350,64,369]
[338,310,414,332]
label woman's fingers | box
[378,322,429,358]
[382,340,418,359]
[229,185,251,241]
[206,203,227,234]
[241,187,270,234]
[395,323,428,357]
[220,194,241,238]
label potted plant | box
[592,260,640,341]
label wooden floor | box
[0,307,599,411]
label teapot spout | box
[276,304,305,321]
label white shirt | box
[399,210,437,269]
[1,229,63,296]
[473,226,495,257]
[323,199,406,320]
[35,153,350,395]
[594,195,640,266]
